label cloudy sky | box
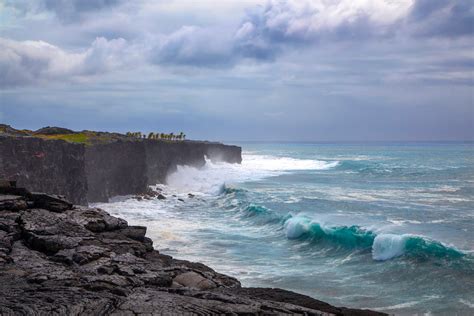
[0,0,472,141]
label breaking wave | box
[284,215,467,261]
[166,154,339,194]
[221,194,469,263]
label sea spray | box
[166,155,339,195]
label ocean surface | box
[94,142,474,315]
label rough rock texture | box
[0,183,385,315]
[0,135,88,205]
[84,141,148,203]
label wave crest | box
[281,215,466,261]
[284,215,375,248]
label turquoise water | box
[96,142,474,315]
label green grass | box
[38,133,93,144]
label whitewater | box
[95,142,474,315]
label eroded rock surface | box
[0,183,386,315]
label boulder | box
[120,226,147,241]
[66,207,127,232]
[173,271,217,290]
[29,192,72,212]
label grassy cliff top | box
[0,124,228,146]
[0,125,206,146]
[0,125,131,145]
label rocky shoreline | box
[0,181,385,315]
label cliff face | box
[85,140,242,202]
[0,136,88,205]
[0,133,242,205]
[85,141,148,203]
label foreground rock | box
[0,182,385,315]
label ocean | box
[94,142,474,315]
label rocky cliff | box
[0,182,385,315]
[0,126,242,205]
[0,135,88,205]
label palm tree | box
[148,132,154,139]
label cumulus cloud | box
[234,0,411,57]
[234,0,474,59]
[0,37,133,87]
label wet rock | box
[133,187,162,201]
[157,193,166,200]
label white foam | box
[242,154,339,171]
[373,300,421,310]
[165,154,339,195]
[459,299,474,308]
[372,234,408,261]
[284,216,311,239]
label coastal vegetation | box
[126,131,186,141]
